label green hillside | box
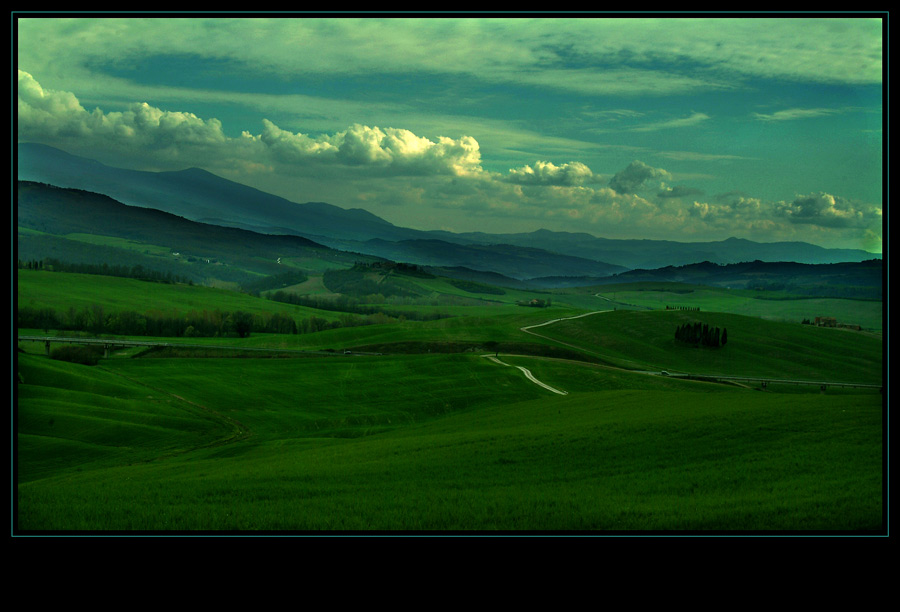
[16,351,882,531]
[17,268,337,322]
[15,192,885,532]
[532,309,882,384]
[591,283,883,331]
[16,354,240,483]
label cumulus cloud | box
[776,192,881,228]
[18,71,483,177]
[335,124,483,176]
[257,119,339,161]
[17,69,86,129]
[506,160,594,186]
[18,70,227,149]
[608,160,672,194]
[258,120,483,176]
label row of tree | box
[675,322,727,348]
[18,258,194,285]
[18,303,418,339]
[18,305,273,338]
[267,290,451,322]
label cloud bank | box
[18,18,883,102]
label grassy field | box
[17,269,342,322]
[529,309,883,384]
[15,269,885,533]
[15,351,883,531]
[590,283,883,331]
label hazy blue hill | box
[594,259,883,298]
[360,238,628,281]
[424,266,528,289]
[18,143,880,275]
[17,143,627,278]
[16,181,375,283]
[431,229,879,269]
[17,142,415,245]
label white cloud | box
[18,70,227,148]
[776,192,881,229]
[18,71,483,177]
[257,119,339,161]
[506,160,594,186]
[258,120,483,176]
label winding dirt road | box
[479,311,612,395]
[481,354,568,395]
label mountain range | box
[17,142,880,279]
[17,179,883,299]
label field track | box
[519,309,651,369]
[481,354,568,395]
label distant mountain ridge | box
[429,229,878,269]
[605,259,882,298]
[16,142,405,243]
[17,180,882,298]
[358,238,626,280]
[17,142,880,275]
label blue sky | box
[16,15,884,252]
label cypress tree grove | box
[675,321,727,348]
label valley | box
[14,149,885,534]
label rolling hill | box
[17,179,884,302]
[17,181,372,286]
[18,142,880,276]
[429,228,880,269]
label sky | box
[15,14,885,253]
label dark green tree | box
[230,311,254,338]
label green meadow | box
[592,283,883,331]
[531,309,883,384]
[15,270,885,533]
[17,269,342,322]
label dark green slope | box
[17,181,376,281]
[17,142,410,244]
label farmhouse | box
[814,316,837,327]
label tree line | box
[267,290,451,322]
[18,305,290,338]
[17,302,434,339]
[18,258,194,285]
[675,322,727,348]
